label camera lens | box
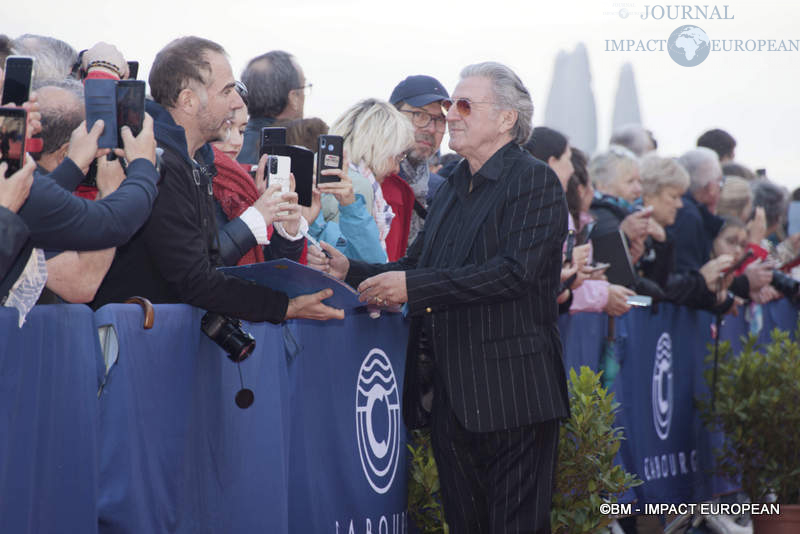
[328,144,334,151]
[320,138,326,148]
[269,158,277,174]
[201,312,256,362]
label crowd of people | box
[1,31,799,534]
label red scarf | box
[212,146,267,265]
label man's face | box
[398,101,446,164]
[196,52,243,144]
[446,76,504,160]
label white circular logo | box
[356,348,401,494]
[652,333,673,441]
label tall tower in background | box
[612,63,642,132]
[544,43,597,155]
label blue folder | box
[219,259,363,310]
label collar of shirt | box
[450,141,517,198]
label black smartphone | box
[115,80,146,148]
[316,134,343,184]
[126,60,139,80]
[259,127,287,156]
[0,107,27,176]
[564,230,576,264]
[1,56,35,105]
[84,79,118,149]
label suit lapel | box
[418,184,457,267]
[450,179,504,266]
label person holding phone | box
[210,88,308,267]
[312,99,414,263]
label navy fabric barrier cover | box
[0,299,797,532]
[0,305,100,534]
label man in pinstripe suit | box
[310,62,569,533]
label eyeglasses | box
[399,108,446,130]
[441,98,494,117]
[293,83,313,96]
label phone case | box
[316,135,343,184]
[85,79,118,149]
[1,57,34,106]
[116,80,146,148]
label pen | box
[300,229,332,259]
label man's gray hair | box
[241,51,300,119]
[459,62,533,145]
[752,180,789,230]
[610,124,653,157]
[11,34,77,83]
[677,147,721,192]
[31,78,84,159]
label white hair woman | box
[318,99,414,260]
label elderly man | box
[237,50,308,165]
[668,147,726,273]
[384,75,450,258]
[312,62,568,533]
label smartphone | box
[115,80,146,148]
[626,295,652,307]
[266,144,313,207]
[564,230,576,264]
[316,134,344,184]
[1,56,35,105]
[268,155,291,217]
[0,108,27,176]
[267,155,291,193]
[722,250,755,276]
[588,262,611,273]
[259,127,287,156]
[126,60,139,80]
[84,79,118,149]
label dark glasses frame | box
[441,98,494,116]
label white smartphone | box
[626,294,653,307]
[267,155,291,216]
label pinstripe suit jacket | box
[347,143,569,433]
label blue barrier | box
[0,300,796,531]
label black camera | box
[200,312,255,362]
[771,271,800,302]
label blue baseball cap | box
[389,75,450,107]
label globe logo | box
[652,333,673,441]
[668,25,711,67]
[355,348,401,494]
[619,8,629,19]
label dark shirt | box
[0,207,29,282]
[667,193,724,273]
[237,116,275,166]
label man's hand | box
[357,271,408,307]
[22,93,42,138]
[82,42,128,79]
[285,288,345,321]
[605,284,635,317]
[95,156,126,199]
[307,240,349,280]
[743,258,774,292]
[0,155,35,212]
[67,120,108,172]
[114,112,156,165]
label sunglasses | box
[441,98,494,117]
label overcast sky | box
[5,0,799,189]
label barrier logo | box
[356,349,401,494]
[652,333,674,440]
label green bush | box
[697,325,800,504]
[551,366,642,534]
[406,366,641,533]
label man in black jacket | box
[312,62,567,533]
[93,37,341,323]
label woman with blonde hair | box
[314,99,414,262]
